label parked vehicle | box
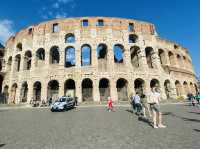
[50,96,75,112]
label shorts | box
[149,103,161,113]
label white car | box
[50,97,75,112]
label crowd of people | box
[187,92,200,107]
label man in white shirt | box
[147,87,166,128]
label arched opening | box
[0,75,3,93]
[97,44,108,71]
[64,79,76,97]
[2,85,9,104]
[113,44,124,63]
[11,83,17,104]
[33,81,41,101]
[82,78,93,102]
[183,81,189,95]
[177,54,182,67]
[129,34,138,43]
[15,54,21,72]
[24,51,32,70]
[134,78,145,96]
[175,80,182,96]
[168,51,175,66]
[65,33,75,43]
[16,43,22,51]
[65,46,75,67]
[116,78,128,101]
[81,44,92,66]
[145,47,154,68]
[50,46,60,64]
[164,80,171,98]
[36,48,45,60]
[20,82,28,103]
[130,46,140,67]
[7,56,12,71]
[99,78,110,101]
[158,49,166,65]
[150,79,160,90]
[47,80,59,101]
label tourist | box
[48,97,52,106]
[147,87,166,128]
[107,97,113,112]
[133,92,142,116]
[140,93,152,118]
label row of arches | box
[5,78,197,104]
[175,81,197,96]
[7,44,193,72]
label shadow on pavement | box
[0,144,5,148]
[125,109,134,114]
[189,111,200,115]
[193,129,200,132]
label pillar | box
[76,80,82,102]
[93,79,100,102]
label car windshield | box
[59,98,66,102]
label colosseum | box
[0,17,198,104]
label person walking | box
[147,87,166,129]
[107,97,113,112]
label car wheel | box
[51,108,54,112]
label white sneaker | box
[153,125,158,129]
[158,124,167,128]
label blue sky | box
[0,0,199,77]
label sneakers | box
[158,124,167,128]
[153,125,158,129]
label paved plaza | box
[0,104,200,149]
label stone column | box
[110,79,118,101]
[31,53,36,70]
[20,55,25,71]
[59,47,65,67]
[76,80,82,102]
[59,80,64,97]
[41,81,48,102]
[27,82,33,103]
[91,44,98,68]
[124,46,132,71]
[93,79,100,102]
[107,44,115,72]
[15,87,20,104]
[152,48,161,69]
[75,45,81,68]
[139,47,148,69]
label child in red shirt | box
[108,97,113,112]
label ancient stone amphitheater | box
[0,17,198,104]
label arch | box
[33,81,41,101]
[20,81,28,103]
[99,78,110,101]
[183,81,189,95]
[82,78,93,102]
[168,51,175,66]
[47,80,59,101]
[97,44,108,71]
[113,44,124,63]
[164,80,171,98]
[65,33,75,43]
[116,78,128,101]
[81,44,91,66]
[2,85,9,104]
[16,43,22,51]
[15,54,21,72]
[65,46,75,67]
[64,79,76,97]
[150,79,160,89]
[10,83,17,104]
[7,56,12,71]
[24,51,32,70]
[36,48,45,61]
[175,80,182,96]
[129,34,138,43]
[130,46,140,67]
[145,47,154,68]
[158,49,166,65]
[50,46,60,64]
[177,54,182,67]
[134,78,145,96]
[189,82,195,94]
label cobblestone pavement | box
[0,104,200,149]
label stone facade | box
[0,17,198,104]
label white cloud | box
[40,0,76,19]
[0,19,15,43]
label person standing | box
[147,87,166,128]
[133,92,142,116]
